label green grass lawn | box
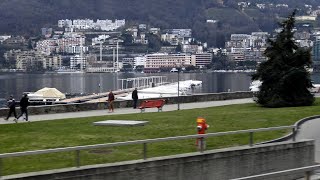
[1,99,320,175]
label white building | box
[275,4,288,8]
[168,29,192,38]
[36,33,86,55]
[134,56,146,68]
[16,51,42,70]
[35,39,58,55]
[191,53,212,68]
[230,47,251,53]
[206,20,218,23]
[230,34,251,41]
[72,19,94,29]
[115,19,125,27]
[296,16,317,21]
[145,53,192,70]
[149,28,160,34]
[58,34,85,53]
[92,35,110,45]
[70,55,87,69]
[0,35,11,43]
[229,52,245,61]
[161,29,192,45]
[161,33,184,45]
[65,45,88,54]
[15,51,61,70]
[311,10,320,16]
[122,57,134,65]
[182,44,203,53]
[43,55,62,70]
[256,4,266,9]
[58,19,125,31]
[58,19,72,28]
[226,32,269,51]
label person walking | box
[132,88,138,109]
[4,95,17,123]
[108,90,115,113]
[17,93,29,121]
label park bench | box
[139,99,166,113]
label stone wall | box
[0,91,253,117]
[5,140,315,180]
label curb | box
[260,115,320,144]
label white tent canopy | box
[34,87,66,99]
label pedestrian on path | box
[17,93,29,121]
[4,95,17,122]
[108,90,115,113]
[132,88,138,109]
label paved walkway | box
[295,118,320,179]
[296,118,320,163]
[1,98,254,124]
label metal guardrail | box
[231,164,320,180]
[0,125,296,177]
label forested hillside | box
[0,0,320,47]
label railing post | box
[200,138,204,153]
[292,127,296,142]
[75,150,80,168]
[249,132,254,146]
[305,171,311,180]
[0,158,2,178]
[143,143,147,160]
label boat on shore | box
[24,87,66,105]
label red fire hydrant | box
[196,116,209,151]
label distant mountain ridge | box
[0,0,320,46]
[0,0,208,33]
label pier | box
[60,76,167,103]
[118,76,167,90]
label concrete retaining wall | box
[0,91,253,117]
[5,140,315,180]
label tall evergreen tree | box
[252,11,314,107]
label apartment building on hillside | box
[15,50,62,71]
[191,53,212,68]
[144,53,192,72]
[70,55,86,70]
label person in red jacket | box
[196,117,209,150]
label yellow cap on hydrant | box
[196,117,206,124]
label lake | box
[0,72,254,101]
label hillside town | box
[1,6,320,73]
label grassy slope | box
[1,99,320,175]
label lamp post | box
[176,63,182,110]
[98,83,101,103]
[99,75,102,103]
[177,67,180,110]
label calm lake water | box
[1,71,320,100]
[1,71,320,107]
[0,72,254,100]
